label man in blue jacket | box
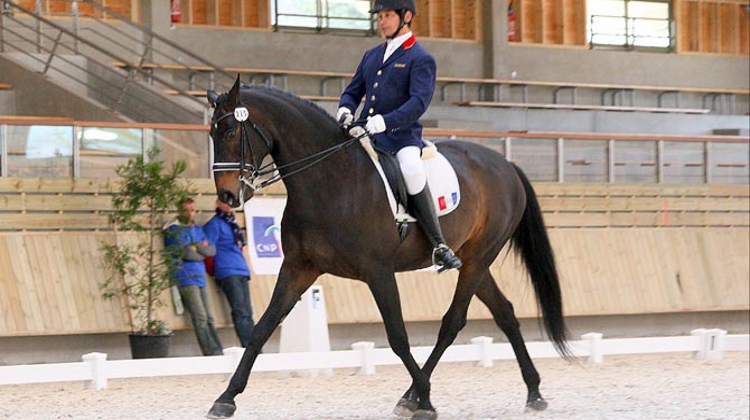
[164,198,223,356]
[203,199,255,348]
[337,0,462,272]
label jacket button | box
[373,82,379,88]
[370,95,376,101]
[368,108,374,114]
[377,70,382,76]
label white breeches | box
[396,146,426,195]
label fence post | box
[582,332,603,363]
[471,336,494,367]
[691,328,708,359]
[82,352,108,390]
[705,329,727,360]
[351,341,375,375]
[223,347,244,380]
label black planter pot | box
[128,333,172,359]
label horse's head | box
[208,76,273,208]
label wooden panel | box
[244,0,270,28]
[102,0,132,20]
[521,0,544,42]
[431,0,453,38]
[700,2,718,52]
[191,0,208,25]
[720,3,737,53]
[244,227,749,324]
[413,0,432,37]
[741,2,750,54]
[543,0,561,43]
[453,0,479,40]
[563,0,585,45]
[217,0,237,26]
[1,226,747,335]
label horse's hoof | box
[525,396,548,411]
[206,402,236,419]
[411,409,438,420]
[393,397,418,417]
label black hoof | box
[206,402,236,419]
[393,397,418,417]
[412,409,438,420]
[525,396,548,411]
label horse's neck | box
[273,136,368,199]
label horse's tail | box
[509,162,573,358]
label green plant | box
[100,146,194,335]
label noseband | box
[211,102,365,204]
[211,106,275,203]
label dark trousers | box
[178,285,223,356]
[217,275,255,347]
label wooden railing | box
[1,181,747,336]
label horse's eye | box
[225,129,237,138]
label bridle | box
[211,101,365,204]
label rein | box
[212,105,365,197]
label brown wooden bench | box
[454,101,711,114]
[114,61,352,97]
[441,77,748,113]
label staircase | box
[0,1,232,124]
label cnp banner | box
[243,197,286,275]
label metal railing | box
[0,0,236,123]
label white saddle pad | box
[367,144,461,222]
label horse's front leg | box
[366,272,437,420]
[206,264,319,419]
[394,263,484,418]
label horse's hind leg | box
[394,263,488,417]
[474,272,548,410]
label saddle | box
[360,137,461,242]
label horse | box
[205,77,571,420]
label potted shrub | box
[100,146,194,359]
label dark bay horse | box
[205,78,571,420]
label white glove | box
[348,125,366,138]
[336,107,353,126]
[365,114,386,134]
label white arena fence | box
[0,329,747,390]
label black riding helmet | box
[369,0,417,15]
[370,0,417,39]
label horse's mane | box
[227,84,336,124]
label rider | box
[337,0,462,272]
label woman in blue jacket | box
[204,199,255,348]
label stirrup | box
[432,244,462,273]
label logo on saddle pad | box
[369,145,461,222]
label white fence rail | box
[1,330,747,389]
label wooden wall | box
[676,0,750,55]
[0,178,747,337]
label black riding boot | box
[409,185,462,272]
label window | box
[7,125,73,177]
[588,0,673,50]
[272,0,374,32]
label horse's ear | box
[207,89,219,107]
[228,75,242,104]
